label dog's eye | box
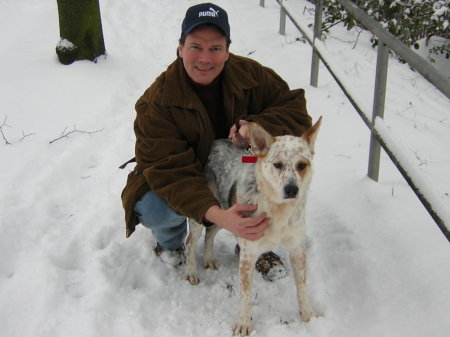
[273,162,283,169]
[297,162,308,171]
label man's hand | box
[204,204,269,241]
[228,120,249,148]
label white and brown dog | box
[184,117,322,336]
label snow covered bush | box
[322,0,449,59]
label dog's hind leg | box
[184,219,203,285]
[233,250,258,337]
[203,224,220,270]
[289,245,318,322]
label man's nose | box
[197,50,213,63]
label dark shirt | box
[189,75,228,139]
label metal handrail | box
[263,0,450,242]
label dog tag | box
[242,156,257,163]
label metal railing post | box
[279,1,286,36]
[310,0,323,87]
[368,42,390,181]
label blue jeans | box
[134,191,187,250]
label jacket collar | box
[222,53,259,100]
[160,53,259,109]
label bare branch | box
[49,125,103,144]
[303,6,314,16]
[1,115,12,145]
[19,130,36,142]
[352,28,364,49]
[322,19,345,33]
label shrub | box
[322,0,449,59]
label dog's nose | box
[284,184,299,199]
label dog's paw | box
[232,324,252,337]
[232,319,252,336]
[300,307,320,323]
[203,258,219,270]
[184,273,200,285]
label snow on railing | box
[261,0,450,242]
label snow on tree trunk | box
[56,0,106,65]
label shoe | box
[255,251,287,282]
[154,242,185,267]
[235,245,287,282]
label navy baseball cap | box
[181,3,230,39]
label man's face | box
[178,25,229,85]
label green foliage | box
[322,0,449,58]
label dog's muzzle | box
[284,183,299,199]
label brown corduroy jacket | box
[121,53,312,237]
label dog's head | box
[248,117,322,203]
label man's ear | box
[248,123,275,156]
[303,116,322,153]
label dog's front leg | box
[184,219,203,285]
[203,225,220,269]
[233,250,258,337]
[289,245,318,322]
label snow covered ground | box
[0,0,449,336]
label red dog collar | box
[242,155,257,163]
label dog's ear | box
[248,122,275,156]
[303,116,322,153]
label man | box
[121,3,312,280]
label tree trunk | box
[56,0,106,65]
